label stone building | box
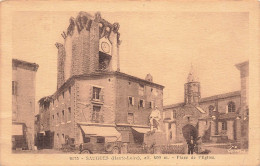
[12,59,39,150]
[163,64,245,145]
[37,12,164,149]
[235,61,249,148]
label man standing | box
[187,136,195,154]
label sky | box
[12,11,249,114]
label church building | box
[163,64,245,145]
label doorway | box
[182,124,198,141]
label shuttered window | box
[128,96,134,106]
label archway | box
[182,124,198,141]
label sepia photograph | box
[1,1,259,166]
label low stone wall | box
[144,131,166,147]
[127,143,185,154]
[159,144,185,154]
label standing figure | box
[187,136,195,154]
[149,106,161,131]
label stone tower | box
[56,12,121,89]
[184,65,200,105]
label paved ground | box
[201,146,229,154]
[200,144,248,154]
[12,149,77,154]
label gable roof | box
[164,91,240,110]
[12,59,39,71]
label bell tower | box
[184,65,201,105]
[56,12,121,89]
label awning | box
[12,124,23,135]
[80,125,121,140]
[132,127,150,134]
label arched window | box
[228,102,236,113]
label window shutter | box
[152,101,154,109]
[225,105,228,114]
[143,100,145,108]
[89,85,93,100]
[132,97,135,106]
[100,88,104,102]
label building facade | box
[163,65,245,145]
[37,12,164,149]
[12,59,39,150]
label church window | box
[228,102,236,113]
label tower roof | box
[187,64,199,82]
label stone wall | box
[12,65,37,150]
[56,43,65,89]
[115,77,164,127]
[49,82,76,149]
[57,12,120,89]
[75,76,117,125]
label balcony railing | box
[91,95,104,103]
[91,115,104,123]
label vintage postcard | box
[0,1,259,166]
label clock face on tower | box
[101,42,110,53]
